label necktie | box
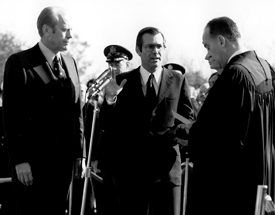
[53,56,63,78]
[146,74,157,111]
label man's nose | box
[205,53,209,61]
[66,29,72,39]
[152,46,158,54]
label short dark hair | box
[136,27,166,51]
[37,7,64,37]
[206,16,241,42]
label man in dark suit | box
[95,27,194,215]
[0,82,16,215]
[2,6,84,215]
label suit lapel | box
[132,67,145,99]
[61,54,80,102]
[33,62,56,84]
[32,44,56,84]
[156,68,173,105]
[61,54,78,86]
[119,67,145,100]
[31,44,78,87]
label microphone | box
[87,67,113,99]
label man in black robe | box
[185,16,275,215]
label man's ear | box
[218,35,226,47]
[126,61,130,70]
[42,24,51,37]
[135,46,141,57]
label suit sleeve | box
[72,58,85,160]
[177,76,195,123]
[2,54,30,165]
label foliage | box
[65,34,92,77]
[186,71,207,89]
[0,32,25,82]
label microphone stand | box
[181,150,193,215]
[79,70,113,215]
[182,154,189,215]
[254,185,268,215]
[80,96,102,215]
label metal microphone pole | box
[80,98,99,215]
[181,150,191,215]
[254,185,268,215]
[80,69,113,215]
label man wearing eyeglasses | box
[98,27,194,215]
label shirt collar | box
[227,49,246,64]
[39,41,61,67]
[139,66,162,86]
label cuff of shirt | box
[106,95,117,104]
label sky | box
[1,0,275,82]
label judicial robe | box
[186,51,275,215]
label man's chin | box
[210,65,218,70]
[151,65,162,71]
[151,61,161,68]
[61,46,68,52]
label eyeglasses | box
[143,44,165,52]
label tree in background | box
[0,32,25,82]
[180,57,209,89]
[66,34,93,77]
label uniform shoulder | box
[164,67,185,82]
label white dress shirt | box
[139,65,162,96]
[38,41,61,69]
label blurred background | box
[1,0,275,89]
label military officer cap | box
[104,45,133,63]
[164,63,186,75]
